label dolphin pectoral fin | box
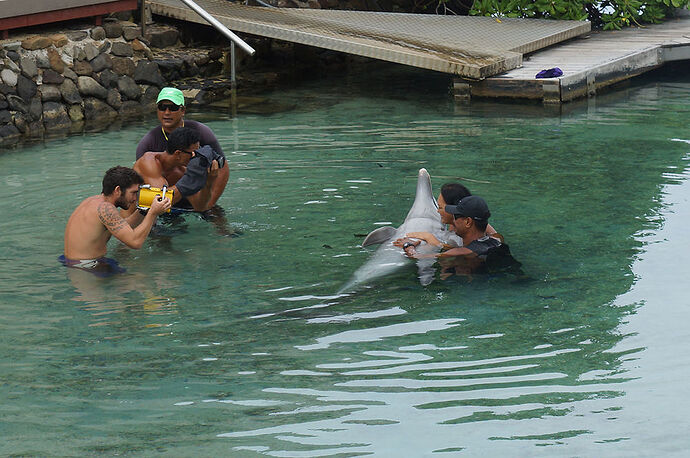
[362,226,398,247]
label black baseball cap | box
[445,195,491,221]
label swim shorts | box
[58,255,126,277]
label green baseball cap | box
[156,87,185,106]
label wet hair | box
[166,126,200,154]
[441,183,472,205]
[102,166,144,195]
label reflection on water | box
[1,63,690,455]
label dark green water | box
[1,63,690,456]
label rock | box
[123,27,141,41]
[106,88,122,109]
[0,83,17,96]
[0,124,20,144]
[59,79,82,104]
[29,97,43,121]
[111,56,135,76]
[84,43,100,61]
[0,69,17,87]
[89,54,112,73]
[17,75,37,101]
[63,67,78,82]
[39,84,62,102]
[3,42,22,53]
[119,100,141,117]
[66,31,88,42]
[98,69,119,89]
[141,85,159,106]
[111,42,133,57]
[68,104,84,122]
[90,27,106,40]
[133,61,164,87]
[111,11,134,22]
[145,27,179,48]
[200,60,223,77]
[117,75,141,100]
[72,45,87,61]
[4,58,20,73]
[35,50,50,69]
[42,69,65,85]
[13,112,29,134]
[131,39,153,59]
[50,34,69,48]
[73,60,93,76]
[98,40,111,54]
[0,110,11,124]
[83,97,117,120]
[103,21,123,38]
[21,36,53,50]
[0,93,7,110]
[208,48,223,61]
[78,76,108,99]
[6,50,20,62]
[6,95,28,113]
[47,48,65,73]
[194,55,210,67]
[42,102,71,130]
[19,58,38,78]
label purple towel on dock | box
[535,67,563,78]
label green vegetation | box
[465,0,689,29]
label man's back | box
[64,196,111,260]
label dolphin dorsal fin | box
[362,226,398,247]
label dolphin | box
[339,168,448,293]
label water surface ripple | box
[1,65,689,456]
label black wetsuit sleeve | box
[194,121,224,156]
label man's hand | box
[208,159,220,179]
[406,232,441,246]
[150,195,171,215]
[393,237,420,259]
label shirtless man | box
[62,166,170,274]
[131,126,220,213]
[136,87,229,210]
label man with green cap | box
[136,87,229,211]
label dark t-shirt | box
[135,120,224,160]
[465,236,502,259]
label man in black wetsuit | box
[395,195,516,275]
[136,87,229,211]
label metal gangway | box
[147,0,590,80]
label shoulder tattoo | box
[97,202,127,233]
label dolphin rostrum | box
[339,168,448,293]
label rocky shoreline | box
[0,16,318,148]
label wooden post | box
[453,79,471,102]
[140,0,147,36]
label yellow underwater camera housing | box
[137,185,173,213]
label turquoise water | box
[2,63,690,456]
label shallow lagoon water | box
[1,63,690,456]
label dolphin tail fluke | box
[362,226,398,247]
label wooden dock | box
[455,15,690,103]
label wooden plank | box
[460,17,690,103]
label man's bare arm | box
[98,200,168,249]
[207,162,229,208]
[185,160,219,211]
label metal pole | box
[231,41,236,89]
[179,0,255,56]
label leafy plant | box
[467,0,689,28]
